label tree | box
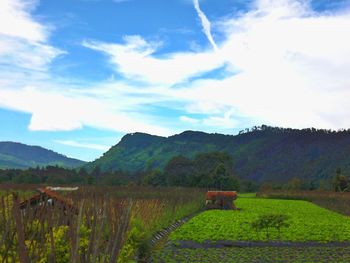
[286,177,303,190]
[332,168,349,192]
[163,152,236,188]
[240,180,259,192]
[91,166,101,178]
[164,156,194,186]
[142,169,165,187]
[211,164,239,190]
[251,214,290,240]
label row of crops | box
[0,185,205,262]
[257,190,350,216]
[169,198,350,242]
[151,246,350,263]
[152,195,350,262]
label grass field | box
[169,198,350,242]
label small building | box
[205,191,237,210]
[19,187,78,215]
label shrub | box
[251,214,290,239]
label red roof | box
[19,187,76,213]
[37,188,74,207]
[206,191,237,200]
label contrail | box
[193,0,218,51]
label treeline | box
[260,168,350,192]
[1,150,348,193]
[0,152,258,192]
[0,165,128,186]
[238,125,350,135]
[141,152,257,192]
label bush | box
[251,214,290,239]
[118,217,149,263]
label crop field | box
[2,186,350,262]
[0,184,204,262]
[151,196,350,262]
[258,190,350,216]
[169,198,350,242]
[151,246,350,263]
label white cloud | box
[0,0,172,136]
[180,116,200,124]
[0,86,172,135]
[202,110,239,129]
[0,0,63,71]
[175,0,350,130]
[55,140,110,151]
[193,0,218,51]
[2,0,350,138]
[0,36,64,70]
[0,0,46,42]
[83,0,350,130]
[180,109,239,129]
[83,35,225,85]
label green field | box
[170,198,350,242]
[151,247,350,263]
[150,197,350,262]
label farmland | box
[2,186,350,262]
[151,195,350,262]
[152,246,350,263]
[257,190,350,216]
[0,185,204,262]
[169,198,350,242]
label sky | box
[0,0,350,161]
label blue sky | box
[0,0,350,161]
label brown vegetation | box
[0,184,204,262]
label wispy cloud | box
[180,0,350,129]
[0,0,46,42]
[83,35,224,85]
[180,116,200,124]
[0,0,63,71]
[55,140,110,151]
[1,0,350,139]
[0,85,172,135]
[193,0,218,51]
[180,109,239,129]
[0,1,172,136]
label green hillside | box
[0,142,85,169]
[87,126,350,183]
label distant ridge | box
[87,126,350,183]
[0,141,85,169]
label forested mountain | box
[0,142,85,169]
[87,126,350,183]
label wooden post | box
[13,193,29,263]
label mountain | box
[86,126,350,183]
[0,142,85,169]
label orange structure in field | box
[205,191,238,210]
[19,187,78,214]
